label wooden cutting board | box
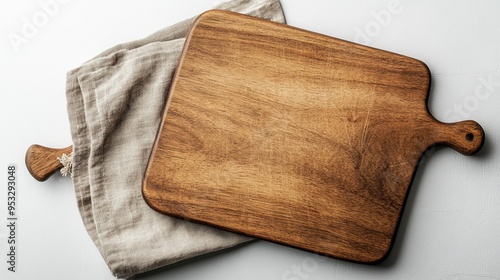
[143,10,484,263]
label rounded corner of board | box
[141,179,162,213]
[355,245,393,265]
[141,179,152,202]
[415,58,432,80]
[369,248,393,264]
[193,9,232,26]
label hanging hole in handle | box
[466,133,474,142]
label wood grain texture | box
[143,11,484,263]
[26,145,73,181]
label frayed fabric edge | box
[58,152,73,177]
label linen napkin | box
[65,0,286,278]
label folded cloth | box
[65,0,286,278]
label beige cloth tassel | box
[57,152,73,177]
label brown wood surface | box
[143,11,484,263]
[26,145,73,181]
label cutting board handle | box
[432,120,484,155]
[25,145,73,181]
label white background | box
[0,0,499,279]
